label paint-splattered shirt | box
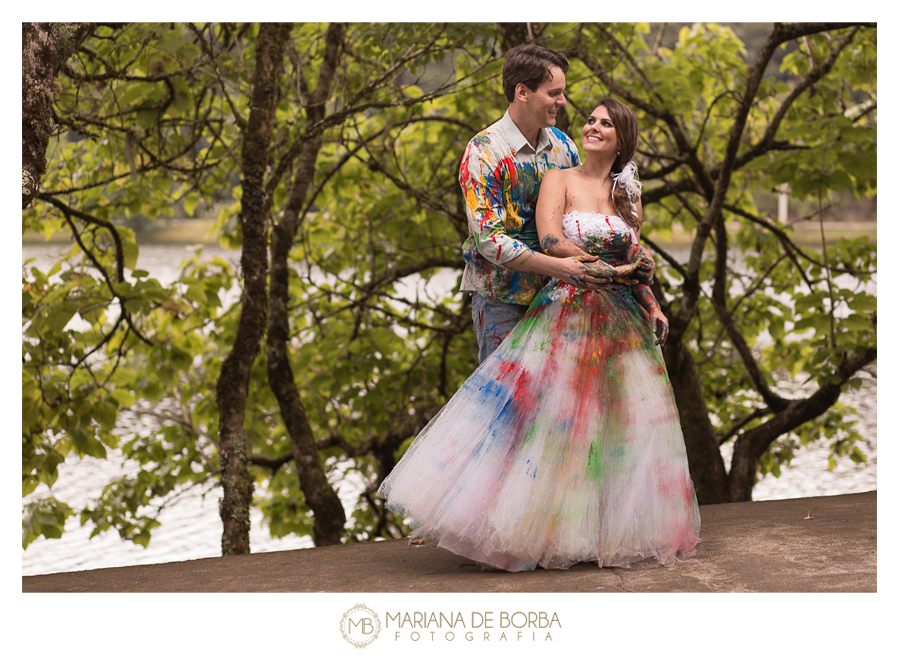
[459,110,580,305]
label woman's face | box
[581,105,618,158]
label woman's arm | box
[535,168,590,259]
[631,283,668,346]
[502,169,619,288]
[630,201,656,284]
[535,169,640,282]
[631,216,667,345]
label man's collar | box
[500,109,552,154]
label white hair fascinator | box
[611,161,642,215]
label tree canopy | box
[23,22,876,553]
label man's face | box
[519,66,567,129]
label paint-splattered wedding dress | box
[378,211,700,571]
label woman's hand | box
[574,255,646,287]
[596,260,641,286]
[635,246,656,282]
[625,243,655,284]
[650,306,668,346]
[559,254,615,288]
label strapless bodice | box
[561,211,637,260]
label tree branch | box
[186,22,248,131]
[710,208,790,412]
[735,27,861,170]
[671,23,870,339]
[728,346,876,500]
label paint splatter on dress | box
[378,211,701,571]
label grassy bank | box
[646,221,877,248]
[23,219,876,248]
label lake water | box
[21,243,877,576]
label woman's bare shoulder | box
[542,166,580,188]
[545,165,580,178]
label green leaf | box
[185,282,207,303]
[156,31,184,53]
[41,525,63,540]
[136,109,158,130]
[123,241,140,271]
[110,389,136,407]
[184,194,199,217]
[688,69,705,93]
[848,295,876,312]
[93,401,119,430]
[44,306,77,333]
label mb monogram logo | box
[340,604,382,648]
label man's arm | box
[460,139,611,288]
[459,139,530,266]
[504,248,617,289]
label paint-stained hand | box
[566,254,616,289]
[626,244,656,285]
[595,259,641,286]
[570,256,646,288]
[650,307,669,346]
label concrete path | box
[22,491,876,593]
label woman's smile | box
[582,105,618,153]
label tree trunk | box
[22,23,93,209]
[269,188,347,546]
[663,338,729,505]
[216,22,292,556]
[266,23,347,546]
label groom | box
[459,44,653,362]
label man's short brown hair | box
[502,44,569,104]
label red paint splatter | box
[459,150,471,187]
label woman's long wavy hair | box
[594,98,641,228]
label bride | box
[378,98,700,571]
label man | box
[459,44,650,362]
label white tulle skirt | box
[378,280,701,571]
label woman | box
[378,99,700,571]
